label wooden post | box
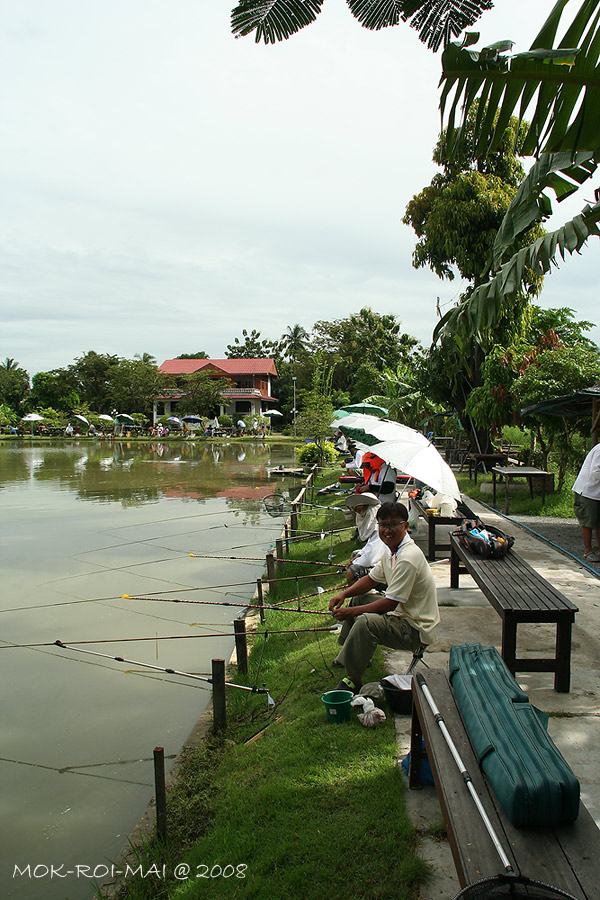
[290,503,298,537]
[153,746,167,841]
[284,523,290,554]
[266,551,276,584]
[256,578,265,623]
[275,538,284,571]
[234,617,248,674]
[211,658,226,731]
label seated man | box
[359,452,397,499]
[344,492,384,584]
[328,501,439,692]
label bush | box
[296,440,338,467]
[219,414,232,428]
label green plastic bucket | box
[321,689,353,723]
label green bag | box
[449,643,579,827]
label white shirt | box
[572,443,600,501]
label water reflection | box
[0,441,298,900]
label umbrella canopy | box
[336,414,431,451]
[182,415,203,423]
[73,414,89,425]
[332,409,351,419]
[22,412,44,422]
[262,409,283,416]
[341,402,388,416]
[369,439,461,499]
[167,416,182,426]
[98,414,114,422]
[114,413,135,423]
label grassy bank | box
[105,477,429,900]
[454,471,577,518]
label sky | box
[1,0,598,377]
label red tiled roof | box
[159,358,278,377]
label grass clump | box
[107,475,430,900]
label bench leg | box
[450,544,460,589]
[501,616,517,675]
[428,521,435,561]
[555,619,573,693]
[409,702,424,790]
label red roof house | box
[154,358,279,422]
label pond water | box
[0,439,298,900]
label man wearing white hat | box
[344,492,384,585]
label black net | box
[263,493,288,517]
[454,874,579,900]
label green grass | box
[107,476,431,900]
[455,472,577,518]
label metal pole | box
[292,376,297,437]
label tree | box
[109,358,172,416]
[434,2,600,339]
[280,324,309,362]
[30,369,80,412]
[70,351,120,411]
[0,358,30,413]
[225,329,279,359]
[311,307,420,402]
[177,351,211,359]
[177,371,232,416]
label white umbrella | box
[114,413,135,423]
[73,414,89,425]
[263,409,283,416]
[98,414,114,422]
[167,416,182,426]
[22,413,44,422]
[369,439,461,499]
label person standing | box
[328,501,439,692]
[573,442,600,562]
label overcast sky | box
[1,0,598,377]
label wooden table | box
[467,452,508,482]
[492,465,551,514]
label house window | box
[236,379,253,389]
[236,401,251,413]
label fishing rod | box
[122,593,335,617]
[1,626,338,650]
[188,553,342,568]
[54,641,274,704]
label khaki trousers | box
[335,595,422,684]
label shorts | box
[573,492,600,529]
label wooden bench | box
[450,533,578,692]
[411,496,463,561]
[409,668,599,897]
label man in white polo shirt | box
[573,442,600,562]
[328,501,439,693]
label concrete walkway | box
[385,497,600,900]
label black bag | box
[453,517,514,559]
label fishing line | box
[54,641,274,702]
[0,755,153,787]
[188,553,340,568]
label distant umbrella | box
[263,409,283,416]
[98,414,114,422]
[73,414,89,426]
[22,413,44,422]
[114,413,135,424]
[167,416,183,426]
[182,415,202,423]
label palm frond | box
[232,0,494,49]
[231,0,325,44]
[441,0,600,159]
[492,150,597,267]
[433,198,600,343]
